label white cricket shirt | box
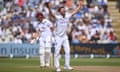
[55,12,72,37]
[36,19,53,37]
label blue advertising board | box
[0,43,39,56]
[0,43,120,57]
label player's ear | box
[58,6,64,12]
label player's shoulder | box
[43,19,50,22]
[54,12,62,19]
[65,12,72,18]
[56,14,62,19]
[55,12,71,19]
[43,19,52,25]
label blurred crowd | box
[0,0,118,44]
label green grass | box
[0,58,120,72]
[70,58,120,66]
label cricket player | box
[47,1,84,72]
[36,12,54,67]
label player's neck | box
[39,18,44,23]
[61,13,65,18]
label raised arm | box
[71,1,84,16]
[47,2,56,19]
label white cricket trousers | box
[54,36,70,68]
[39,36,52,66]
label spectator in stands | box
[90,31,101,43]
[20,18,29,30]
[88,3,99,14]
[98,0,108,7]
[5,24,14,43]
[89,19,100,38]
[86,0,98,7]
[81,5,89,13]
[86,0,93,7]
[108,31,117,43]
[18,0,25,7]
[0,26,6,43]
[104,15,112,25]
[71,28,80,44]
[24,29,32,43]
[79,30,88,43]
[100,31,109,43]
[12,21,22,36]
[76,19,85,31]
[0,0,117,44]
[14,35,22,44]
[82,16,91,40]
[97,0,108,15]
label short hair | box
[58,6,64,12]
[36,12,44,18]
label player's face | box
[60,8,66,16]
[38,15,43,22]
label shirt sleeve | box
[55,12,72,19]
[46,19,53,28]
[66,12,72,19]
[54,13,60,20]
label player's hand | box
[47,2,52,9]
[33,32,40,38]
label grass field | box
[0,58,120,72]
